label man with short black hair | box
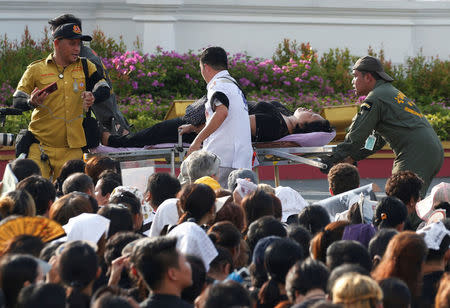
[385,170,423,230]
[145,172,181,212]
[94,176,120,206]
[10,158,42,182]
[327,163,360,195]
[62,172,94,196]
[17,175,56,216]
[130,237,193,308]
[181,47,252,187]
[326,240,372,272]
[321,55,443,198]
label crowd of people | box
[0,152,449,308]
[2,11,448,308]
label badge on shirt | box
[364,131,376,151]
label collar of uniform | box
[207,70,230,90]
[373,79,387,89]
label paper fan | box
[0,217,65,251]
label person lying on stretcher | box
[102,100,333,148]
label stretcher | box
[85,131,336,186]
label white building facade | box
[0,0,449,63]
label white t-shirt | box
[203,70,252,169]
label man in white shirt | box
[184,47,253,187]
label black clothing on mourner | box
[421,270,445,308]
[139,293,193,308]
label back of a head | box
[214,199,245,231]
[130,237,179,290]
[146,172,181,208]
[379,278,411,308]
[368,229,398,261]
[385,170,423,205]
[17,175,56,216]
[328,163,360,195]
[17,283,66,308]
[242,189,275,230]
[178,183,216,224]
[49,192,94,225]
[98,204,134,238]
[435,273,450,308]
[311,221,350,263]
[246,216,287,253]
[104,231,143,267]
[10,158,41,182]
[332,273,382,308]
[48,14,82,30]
[285,258,329,303]
[182,255,206,304]
[85,156,117,185]
[327,263,370,295]
[96,176,120,198]
[91,294,133,308]
[373,196,407,229]
[0,254,39,308]
[109,191,141,216]
[3,234,44,257]
[287,225,312,256]
[2,189,36,218]
[62,172,94,195]
[227,169,257,192]
[326,240,372,272]
[59,241,98,295]
[186,150,220,182]
[200,46,228,71]
[208,221,241,251]
[298,205,331,235]
[203,281,251,308]
[55,160,86,195]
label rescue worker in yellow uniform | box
[321,56,444,198]
[13,22,110,179]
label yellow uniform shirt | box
[17,54,99,148]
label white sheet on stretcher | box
[90,131,336,154]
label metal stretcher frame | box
[85,142,335,186]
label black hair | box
[379,278,411,308]
[181,255,206,304]
[368,229,398,261]
[39,241,64,262]
[17,283,66,308]
[97,177,120,197]
[246,216,287,254]
[327,263,370,294]
[130,237,180,290]
[200,47,228,71]
[435,201,450,218]
[287,225,312,256]
[286,258,329,302]
[98,170,122,186]
[209,245,234,276]
[298,204,331,235]
[109,191,141,215]
[146,172,181,208]
[360,70,382,80]
[293,119,333,134]
[426,234,450,262]
[373,196,407,229]
[48,14,82,31]
[62,172,94,195]
[104,231,143,267]
[0,254,39,308]
[91,294,133,308]
[242,189,276,232]
[4,234,44,257]
[208,221,241,252]
[326,240,372,272]
[55,159,86,196]
[59,241,98,308]
[258,238,303,307]
[17,175,56,216]
[98,204,134,238]
[177,184,216,224]
[204,281,251,308]
[385,170,423,205]
[10,158,41,182]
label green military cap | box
[353,56,394,82]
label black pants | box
[108,117,197,147]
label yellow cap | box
[194,176,221,191]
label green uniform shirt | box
[334,80,443,195]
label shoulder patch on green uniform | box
[27,58,46,68]
[361,101,373,111]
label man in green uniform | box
[321,56,443,198]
